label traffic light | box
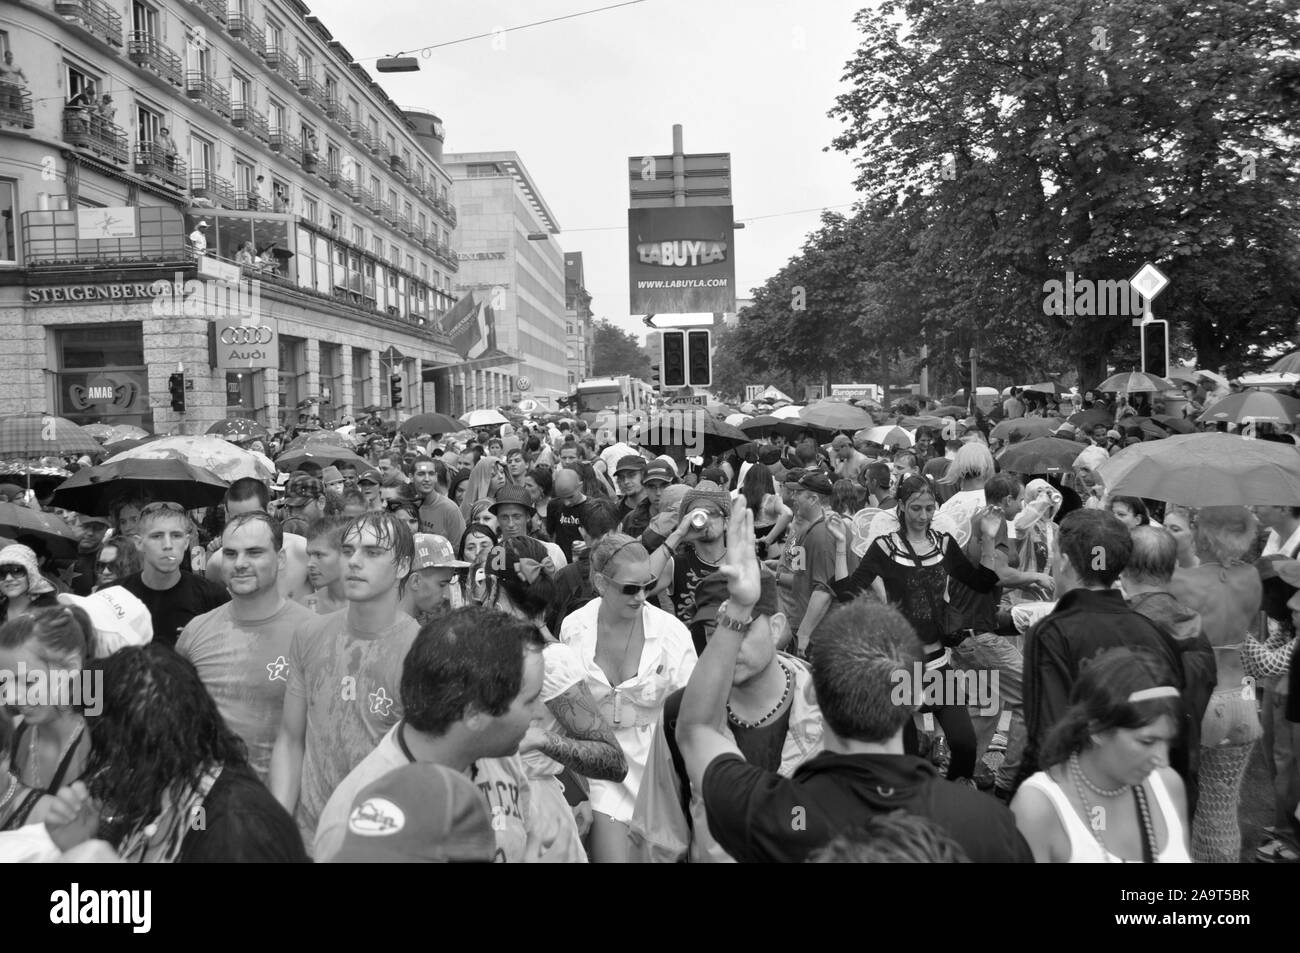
[662,330,686,388]
[168,372,186,412]
[1141,320,1169,379]
[389,373,403,407]
[650,363,662,389]
[686,329,712,388]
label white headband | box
[1128,686,1179,703]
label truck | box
[564,375,657,416]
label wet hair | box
[862,461,891,492]
[895,474,936,510]
[306,515,351,550]
[740,462,774,516]
[223,510,284,552]
[1193,506,1258,564]
[0,605,92,670]
[1124,526,1178,585]
[526,468,553,497]
[84,645,249,852]
[341,512,415,575]
[892,450,918,470]
[809,597,922,743]
[490,537,556,618]
[1109,496,1151,526]
[401,606,545,735]
[580,498,622,539]
[110,494,151,531]
[567,461,608,500]
[940,442,995,486]
[458,523,499,562]
[984,472,1021,508]
[831,479,866,516]
[1040,647,1183,768]
[806,811,970,863]
[1059,509,1131,587]
[226,477,270,511]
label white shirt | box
[937,488,986,547]
[189,230,207,254]
[520,642,586,779]
[1262,522,1300,560]
[559,599,696,823]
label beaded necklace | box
[1068,752,1157,862]
[728,663,794,729]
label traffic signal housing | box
[389,373,403,408]
[1141,320,1169,379]
[662,330,686,388]
[686,329,712,388]
[168,372,186,412]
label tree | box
[590,319,652,380]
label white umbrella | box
[771,404,804,419]
[724,413,752,427]
[863,425,912,448]
[460,409,509,428]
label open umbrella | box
[800,402,875,433]
[101,436,159,456]
[460,409,509,429]
[897,415,946,430]
[399,413,465,437]
[998,437,1094,475]
[0,414,103,459]
[861,425,912,448]
[1067,407,1113,430]
[639,412,749,455]
[107,436,275,483]
[1096,371,1176,395]
[1022,382,1058,395]
[274,446,370,472]
[101,425,149,445]
[1150,414,1196,435]
[770,404,804,420]
[81,423,114,441]
[1197,391,1300,426]
[738,416,807,441]
[1097,433,1300,506]
[0,502,81,556]
[991,417,1057,441]
[1270,352,1300,375]
[207,418,270,442]
[50,457,229,515]
[283,430,352,452]
[1165,366,1199,384]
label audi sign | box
[210,317,278,370]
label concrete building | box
[0,0,463,434]
[564,251,592,387]
[443,150,566,410]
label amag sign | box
[628,206,735,314]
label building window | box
[231,70,250,108]
[57,324,151,428]
[279,336,305,428]
[131,1,159,36]
[268,98,285,135]
[405,254,414,273]
[389,242,399,264]
[324,73,337,103]
[190,134,213,173]
[352,348,369,411]
[403,200,413,223]
[302,193,318,223]
[417,212,427,234]
[64,64,100,110]
[326,140,340,173]
[367,116,378,140]
[0,179,16,265]
[351,224,364,246]
[185,26,210,75]
[372,236,383,258]
[385,132,395,155]
[233,157,255,205]
[319,342,342,421]
[386,188,397,210]
[135,103,162,149]
[328,209,342,233]
[297,49,313,83]
[265,17,282,52]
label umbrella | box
[102,436,159,456]
[0,414,103,459]
[50,457,229,515]
[1121,417,1173,440]
[800,402,875,433]
[1097,432,1300,506]
[0,502,81,556]
[207,418,270,442]
[638,412,749,455]
[1270,352,1300,375]
[1095,371,1176,395]
[1022,382,1058,395]
[897,415,946,430]
[81,423,114,441]
[0,462,72,496]
[460,409,509,428]
[107,436,275,483]
[770,404,804,420]
[274,446,370,472]
[399,413,465,437]
[862,425,912,448]
[1165,366,1199,383]
[1067,407,1113,430]
[1196,391,1300,426]
[1150,414,1196,435]
[1238,372,1300,388]
[101,425,149,445]
[932,405,967,417]
[724,413,752,428]
[991,417,1057,441]
[283,430,352,452]
[738,416,807,441]
[997,437,1087,475]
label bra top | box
[1020,769,1192,864]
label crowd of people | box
[0,403,1297,865]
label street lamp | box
[526,232,549,241]
[377,55,420,72]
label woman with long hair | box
[524,467,554,537]
[735,462,791,559]
[92,537,143,591]
[458,457,503,527]
[1167,506,1265,863]
[0,606,94,831]
[458,523,500,607]
[0,544,59,625]
[82,645,306,862]
[1012,647,1191,863]
[1110,496,1152,530]
[828,475,1001,782]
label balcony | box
[232,105,269,142]
[352,185,371,208]
[188,169,235,208]
[346,119,364,141]
[432,194,458,228]
[21,207,192,272]
[233,190,259,211]
[185,71,231,118]
[323,164,341,188]
[62,109,128,164]
[134,140,187,191]
[127,32,183,86]
[393,214,412,235]
[0,83,35,130]
[227,14,265,57]
[301,78,328,111]
[364,192,383,215]
[276,136,303,165]
[365,133,387,159]
[187,0,227,27]
[55,0,124,48]
[389,155,410,181]
[339,177,357,201]
[266,47,299,85]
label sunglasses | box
[95,560,117,572]
[141,501,185,514]
[603,576,655,596]
[0,565,26,580]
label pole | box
[919,344,929,405]
[969,347,977,415]
[672,124,685,208]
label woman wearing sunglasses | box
[558,533,697,863]
[0,544,60,625]
[92,538,142,592]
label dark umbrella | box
[1196,390,1300,426]
[50,458,229,515]
[738,415,808,441]
[207,418,270,441]
[990,417,1057,441]
[898,415,946,429]
[1151,414,1196,435]
[1068,407,1113,430]
[102,435,160,456]
[0,501,83,556]
[283,430,350,452]
[998,437,1090,475]
[399,413,465,437]
[638,412,749,455]
[274,446,371,472]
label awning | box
[421,348,518,381]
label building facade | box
[0,0,463,434]
[443,151,567,410]
[564,251,592,387]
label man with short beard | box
[69,515,111,596]
[178,512,315,784]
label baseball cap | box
[413,533,470,570]
[489,485,535,515]
[781,467,808,487]
[57,587,153,655]
[327,763,496,863]
[357,468,381,485]
[642,461,675,486]
[692,568,780,626]
[615,454,647,475]
[681,484,731,518]
[78,514,112,527]
[798,472,834,495]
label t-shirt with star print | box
[177,598,317,785]
[286,610,419,852]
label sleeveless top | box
[1020,769,1192,863]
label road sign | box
[382,346,405,364]
[667,394,706,406]
[1129,263,1169,302]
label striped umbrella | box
[0,414,102,459]
[1095,371,1177,395]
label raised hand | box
[718,505,761,608]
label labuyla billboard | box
[628,206,736,314]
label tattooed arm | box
[529,682,628,782]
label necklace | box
[0,773,16,813]
[1068,755,1159,863]
[26,719,85,790]
[728,663,794,729]
[1070,751,1128,797]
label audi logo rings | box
[220,326,274,345]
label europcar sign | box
[628,206,735,314]
[209,317,278,370]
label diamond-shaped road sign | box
[1130,263,1170,301]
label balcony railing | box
[127,32,183,86]
[389,155,409,180]
[21,207,192,271]
[266,46,299,84]
[232,105,270,142]
[324,164,341,187]
[432,195,458,228]
[188,0,227,27]
[365,133,387,159]
[339,177,357,201]
[62,109,128,164]
[233,190,259,211]
[185,71,231,118]
[55,0,124,47]
[352,185,371,208]
[227,14,265,57]
[301,78,328,110]
[0,83,35,130]
[134,140,187,190]
[364,192,383,214]
[346,119,364,141]
[188,169,235,207]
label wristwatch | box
[716,599,754,633]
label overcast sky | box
[307,0,869,343]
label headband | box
[1128,686,1179,703]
